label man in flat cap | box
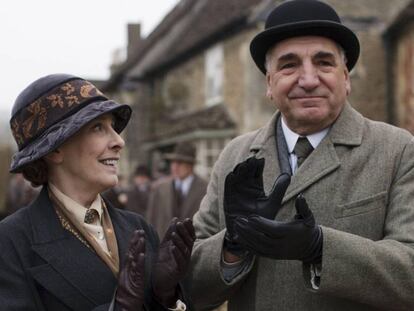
[147,142,207,236]
[187,1,414,310]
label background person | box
[187,1,414,310]
[125,165,152,216]
[147,142,207,236]
[4,172,39,215]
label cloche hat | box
[9,74,132,172]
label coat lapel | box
[28,188,116,310]
[249,104,364,203]
[181,175,203,218]
[107,203,137,266]
[283,136,340,202]
[249,113,282,196]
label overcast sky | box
[0,0,179,115]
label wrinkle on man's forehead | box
[266,36,345,70]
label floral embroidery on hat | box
[65,95,80,107]
[48,94,65,108]
[21,101,47,139]
[61,83,75,95]
[10,79,109,150]
[80,84,95,98]
[11,119,24,146]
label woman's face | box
[54,113,125,195]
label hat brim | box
[250,20,360,74]
[164,153,196,164]
[10,100,132,173]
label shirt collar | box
[48,182,103,224]
[281,117,330,153]
[175,174,194,196]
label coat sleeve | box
[316,137,414,310]
[186,142,254,310]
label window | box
[205,44,224,106]
[195,138,231,178]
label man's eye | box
[280,63,296,70]
[318,60,333,67]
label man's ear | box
[344,68,351,96]
[44,149,63,164]
[266,73,273,100]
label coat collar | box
[247,103,364,202]
[249,103,363,151]
[27,187,119,309]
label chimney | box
[127,23,142,59]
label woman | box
[0,74,194,311]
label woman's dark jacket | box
[0,187,168,310]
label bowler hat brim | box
[250,20,360,74]
[10,100,131,173]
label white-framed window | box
[195,138,231,179]
[205,44,224,106]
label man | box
[126,165,152,216]
[187,1,414,310]
[147,142,207,236]
[5,173,39,215]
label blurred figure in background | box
[147,142,207,236]
[5,173,39,215]
[126,165,151,216]
[102,174,129,209]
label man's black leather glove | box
[224,157,291,256]
[115,230,145,311]
[152,218,195,308]
[234,194,323,264]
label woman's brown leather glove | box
[152,218,195,308]
[115,230,146,311]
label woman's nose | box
[109,129,125,150]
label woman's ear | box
[44,149,63,164]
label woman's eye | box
[92,123,103,131]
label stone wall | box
[395,24,414,132]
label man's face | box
[170,160,193,180]
[134,175,150,186]
[266,36,351,135]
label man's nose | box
[297,63,320,90]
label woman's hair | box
[21,159,49,187]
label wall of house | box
[325,0,411,122]
[110,0,414,178]
[161,54,205,114]
[395,23,414,132]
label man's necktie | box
[84,208,99,224]
[293,137,314,168]
[175,182,184,208]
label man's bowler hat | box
[250,0,360,74]
[9,74,132,172]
